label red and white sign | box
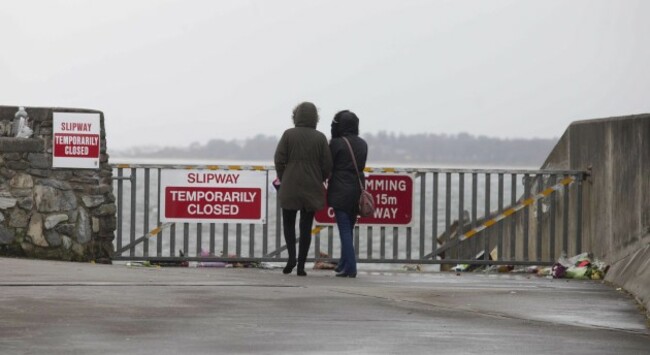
[160,169,267,224]
[52,112,101,169]
[315,174,414,225]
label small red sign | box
[165,186,262,220]
[53,133,100,158]
[315,174,413,225]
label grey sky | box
[1,0,649,150]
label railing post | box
[484,173,490,261]
[471,173,478,257]
[263,171,269,256]
[157,168,163,256]
[196,223,202,255]
[549,174,557,261]
[523,174,530,261]
[328,226,334,258]
[432,172,438,260]
[458,172,464,260]
[275,194,281,259]
[562,174,570,255]
[129,168,137,257]
[419,172,426,259]
[497,173,504,263]
[143,168,150,257]
[116,168,123,255]
[510,173,517,260]
[536,174,543,262]
[223,223,229,257]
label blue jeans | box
[335,210,357,274]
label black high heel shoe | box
[334,262,344,273]
[283,260,296,274]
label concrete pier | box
[0,257,647,354]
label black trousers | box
[282,209,315,268]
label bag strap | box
[342,137,364,191]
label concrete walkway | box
[0,257,647,355]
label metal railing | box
[111,163,587,266]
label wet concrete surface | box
[0,257,648,354]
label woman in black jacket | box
[327,110,368,278]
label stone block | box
[83,184,111,195]
[34,185,77,212]
[9,209,29,228]
[21,242,34,253]
[39,179,72,190]
[81,195,105,208]
[55,223,75,236]
[0,197,17,209]
[99,216,116,233]
[105,193,116,203]
[6,161,29,170]
[45,230,62,247]
[27,213,48,247]
[52,171,73,180]
[0,167,17,179]
[3,153,21,161]
[11,188,32,197]
[18,198,33,210]
[9,173,33,189]
[45,213,69,229]
[72,242,85,256]
[76,207,91,244]
[27,153,50,169]
[69,176,99,184]
[62,235,72,250]
[26,169,51,178]
[94,203,116,216]
[92,217,99,233]
[0,225,15,244]
[72,170,97,178]
[0,138,44,153]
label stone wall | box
[0,106,115,261]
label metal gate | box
[111,163,586,266]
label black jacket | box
[327,112,368,216]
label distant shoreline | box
[109,131,556,168]
[109,156,537,170]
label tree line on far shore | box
[115,132,557,167]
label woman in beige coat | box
[274,102,332,276]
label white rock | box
[44,214,69,230]
[27,213,48,247]
[0,197,17,210]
